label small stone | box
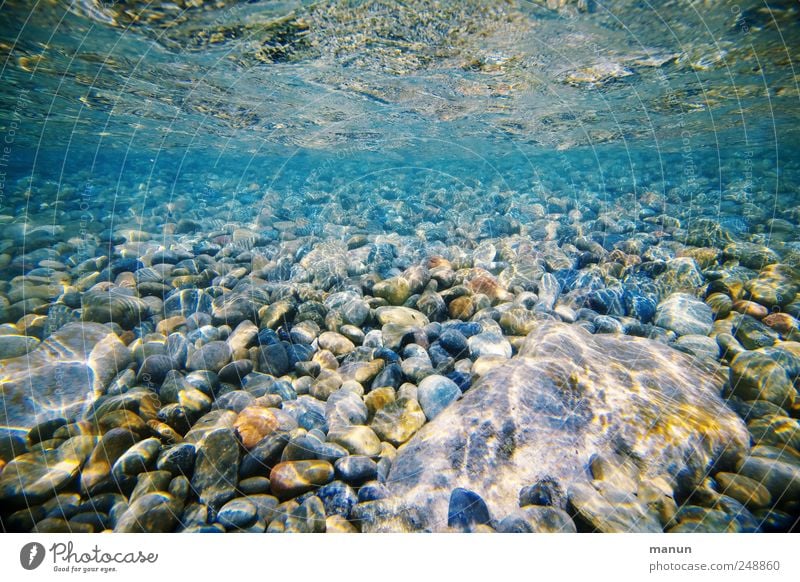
[269,460,334,500]
[374,306,429,327]
[318,331,355,356]
[370,397,426,446]
[111,437,161,480]
[735,456,800,504]
[156,443,196,476]
[467,332,512,359]
[191,428,240,510]
[217,497,258,530]
[715,472,771,509]
[187,341,231,373]
[335,456,378,485]
[81,429,139,494]
[417,375,461,421]
[326,514,358,532]
[113,492,181,532]
[328,426,381,456]
[373,277,411,305]
[317,480,358,518]
[497,506,576,533]
[234,406,279,449]
[448,487,491,531]
[654,293,713,336]
[568,482,661,533]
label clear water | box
[1,0,798,215]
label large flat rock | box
[0,323,131,431]
[366,321,749,532]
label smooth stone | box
[113,492,181,532]
[325,388,369,428]
[375,306,429,327]
[81,289,151,329]
[714,472,771,509]
[334,455,378,485]
[417,375,461,421]
[156,443,196,476]
[497,506,576,533]
[0,435,95,506]
[318,332,355,356]
[191,428,240,511]
[81,428,139,494]
[217,497,258,530]
[569,482,662,533]
[0,334,39,358]
[736,455,800,501]
[0,323,132,429]
[233,406,279,449]
[654,293,713,336]
[729,347,798,409]
[269,460,334,500]
[673,334,720,360]
[467,332,512,359]
[239,432,291,478]
[111,437,161,479]
[448,487,491,531]
[363,321,747,532]
[326,514,358,533]
[187,341,232,373]
[369,397,426,446]
[327,426,381,456]
[284,495,327,533]
[316,480,358,518]
[256,343,290,376]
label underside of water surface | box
[0,0,799,534]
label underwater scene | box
[0,0,799,534]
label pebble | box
[269,460,334,500]
[187,341,232,373]
[233,406,279,449]
[217,497,258,530]
[191,427,240,510]
[448,488,492,531]
[328,426,382,456]
[370,397,426,446]
[714,472,771,509]
[334,456,378,485]
[654,293,714,336]
[417,375,461,420]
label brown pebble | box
[762,312,798,335]
[234,406,279,449]
[732,300,768,319]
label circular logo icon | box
[20,542,46,570]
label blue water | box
[1,0,800,534]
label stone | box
[744,264,799,307]
[0,334,39,358]
[447,487,491,531]
[233,406,279,449]
[156,443,196,476]
[325,388,368,428]
[362,321,748,532]
[734,315,779,349]
[111,437,161,479]
[217,497,258,530]
[191,428,240,511]
[417,375,461,421]
[317,331,355,356]
[0,323,131,429]
[81,288,151,329]
[654,293,713,336]
[729,347,798,409]
[374,307,429,327]
[370,397,426,446]
[284,495,327,533]
[187,341,232,373]
[256,343,290,376]
[335,456,378,485]
[373,277,411,305]
[317,480,358,518]
[714,472,771,509]
[269,460,334,500]
[568,482,662,532]
[673,334,720,361]
[81,428,139,494]
[736,454,800,503]
[497,506,576,533]
[0,435,95,506]
[113,492,181,532]
[467,332,512,359]
[328,426,381,456]
[326,514,358,533]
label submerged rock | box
[361,321,748,532]
[0,323,131,430]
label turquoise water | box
[0,1,799,533]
